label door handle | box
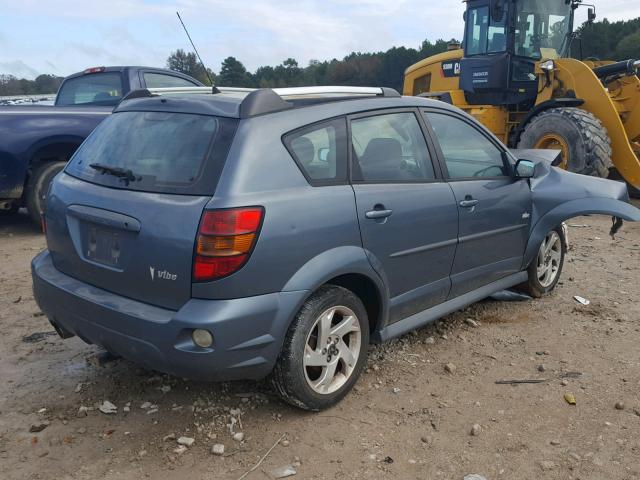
[365,209,393,220]
[459,199,479,208]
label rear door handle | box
[459,199,479,208]
[365,209,393,219]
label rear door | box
[46,110,237,310]
[349,109,458,323]
[423,109,532,298]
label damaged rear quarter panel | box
[512,150,640,269]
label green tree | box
[166,49,215,85]
[614,31,640,60]
[218,57,250,87]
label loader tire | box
[517,107,612,178]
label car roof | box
[114,86,461,119]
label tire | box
[271,285,369,411]
[520,226,566,298]
[517,107,612,178]
[24,161,66,227]
[0,203,19,216]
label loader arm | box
[538,58,640,189]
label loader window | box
[465,6,507,56]
[514,0,572,59]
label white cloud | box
[0,0,637,77]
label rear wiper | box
[89,163,140,185]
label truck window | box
[56,72,123,106]
[465,6,507,56]
[144,73,199,88]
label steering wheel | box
[473,165,504,177]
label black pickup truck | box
[0,66,203,225]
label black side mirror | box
[515,159,536,178]
[588,8,596,23]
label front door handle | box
[459,199,479,208]
[365,208,393,220]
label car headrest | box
[291,136,315,166]
[361,138,402,167]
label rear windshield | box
[65,111,237,195]
[56,72,124,106]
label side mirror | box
[515,159,536,178]
[318,148,330,163]
[588,8,596,23]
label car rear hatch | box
[46,110,237,310]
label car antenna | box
[176,11,219,93]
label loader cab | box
[460,0,575,107]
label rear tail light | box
[83,66,106,74]
[193,207,264,282]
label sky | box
[1,0,639,79]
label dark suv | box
[32,86,640,410]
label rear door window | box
[143,73,199,88]
[350,112,436,183]
[65,111,237,195]
[56,72,123,106]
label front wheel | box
[520,227,566,298]
[271,285,369,411]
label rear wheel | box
[271,285,369,411]
[517,107,612,178]
[25,161,66,227]
[520,227,566,298]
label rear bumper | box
[31,250,307,381]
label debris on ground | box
[470,424,482,436]
[271,465,297,478]
[211,444,225,456]
[177,436,195,447]
[564,393,577,405]
[22,331,56,343]
[464,475,488,480]
[29,422,49,433]
[444,363,456,374]
[99,400,117,414]
[615,402,625,411]
[573,295,590,306]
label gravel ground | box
[1,205,639,480]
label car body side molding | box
[374,271,528,343]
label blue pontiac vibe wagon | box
[32,85,640,410]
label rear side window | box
[283,118,348,185]
[351,112,435,183]
[144,73,199,88]
[56,73,123,106]
[66,111,238,195]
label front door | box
[423,109,532,298]
[349,110,459,323]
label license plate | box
[85,226,122,267]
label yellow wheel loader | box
[403,0,640,195]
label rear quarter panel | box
[191,113,372,301]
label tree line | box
[0,74,63,97]
[2,16,639,96]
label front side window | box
[144,73,199,88]
[56,72,123,106]
[465,6,507,56]
[351,112,435,183]
[425,112,509,179]
[284,118,347,184]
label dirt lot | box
[1,206,639,480]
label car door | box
[423,109,532,298]
[350,109,459,323]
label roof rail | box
[121,85,402,117]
